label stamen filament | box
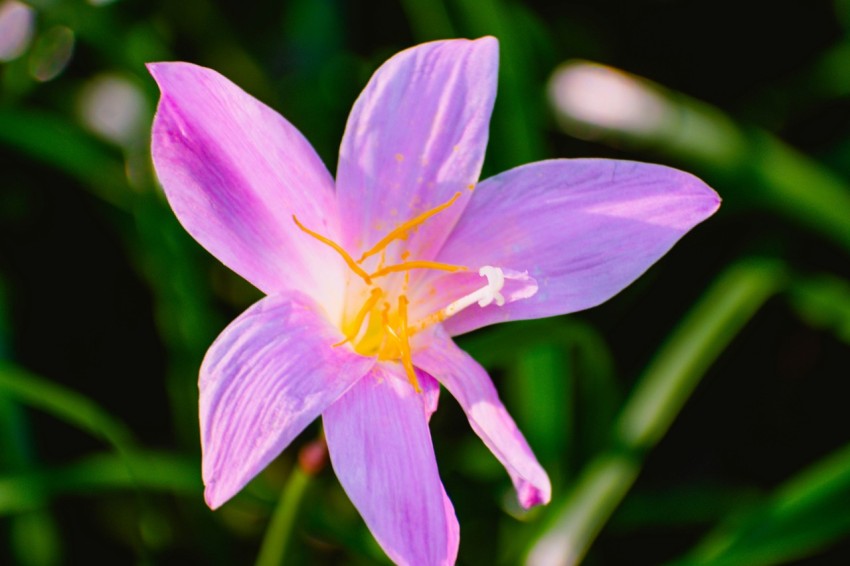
[396,295,421,393]
[411,266,506,334]
[293,215,372,285]
[357,192,462,263]
[334,288,383,347]
[370,260,467,279]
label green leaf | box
[525,259,785,566]
[0,108,129,210]
[615,259,786,450]
[454,0,549,170]
[670,443,850,566]
[0,451,200,516]
[612,484,760,529]
[0,363,134,453]
[787,273,850,344]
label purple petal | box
[417,368,441,422]
[413,330,551,508]
[436,159,720,335]
[324,365,458,566]
[149,63,345,315]
[336,37,498,263]
[200,292,373,509]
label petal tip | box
[690,176,722,220]
[475,35,499,49]
[471,35,499,66]
[146,61,171,83]
[515,467,552,509]
[517,480,552,509]
[203,482,225,510]
[146,61,209,91]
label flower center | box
[294,192,505,392]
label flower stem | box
[254,466,311,566]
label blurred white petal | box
[548,61,669,138]
[0,0,36,62]
[79,74,147,145]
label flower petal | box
[413,330,551,508]
[417,367,441,422]
[200,292,373,509]
[149,63,344,316]
[324,365,458,566]
[436,159,720,335]
[336,37,498,263]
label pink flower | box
[148,37,719,565]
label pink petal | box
[200,292,373,509]
[335,37,498,263]
[413,330,551,508]
[149,63,345,316]
[324,365,458,566]
[417,367,441,422]
[436,159,720,335]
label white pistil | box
[443,266,505,317]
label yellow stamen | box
[370,261,467,279]
[396,295,421,392]
[293,215,372,285]
[357,192,463,263]
[334,288,383,347]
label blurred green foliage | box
[1,0,850,564]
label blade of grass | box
[454,0,548,169]
[0,279,62,565]
[0,108,129,210]
[525,259,785,566]
[0,363,134,452]
[255,467,312,566]
[549,63,850,254]
[668,442,850,566]
[787,273,850,344]
[0,450,200,515]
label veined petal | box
[324,365,458,566]
[413,330,551,509]
[336,37,498,263]
[200,292,374,509]
[436,159,720,335]
[149,63,345,318]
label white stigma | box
[443,266,506,317]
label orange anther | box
[357,192,463,263]
[396,295,421,393]
[370,261,467,279]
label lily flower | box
[148,37,719,565]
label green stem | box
[255,468,312,566]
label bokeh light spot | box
[0,0,36,62]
